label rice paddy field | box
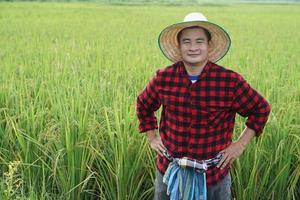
[0,1,299,199]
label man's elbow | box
[265,101,271,116]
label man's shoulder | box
[209,62,242,80]
[156,62,180,75]
[152,62,181,81]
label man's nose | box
[189,42,199,51]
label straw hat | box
[158,12,231,63]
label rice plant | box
[0,2,299,199]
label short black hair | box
[177,26,212,44]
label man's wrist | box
[236,139,247,149]
[145,129,158,142]
[147,135,157,143]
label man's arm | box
[217,74,271,169]
[136,71,166,154]
[136,71,161,133]
[232,74,271,136]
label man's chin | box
[187,60,202,64]
[183,59,208,67]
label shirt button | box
[189,122,194,128]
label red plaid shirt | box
[136,61,270,186]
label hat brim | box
[158,21,231,63]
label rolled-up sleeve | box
[136,71,161,133]
[232,74,271,136]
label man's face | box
[178,28,210,66]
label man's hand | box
[217,127,256,169]
[148,136,167,156]
[145,129,166,156]
[217,141,245,169]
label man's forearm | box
[237,127,256,147]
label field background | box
[0,1,299,199]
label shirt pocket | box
[162,94,186,113]
[195,102,230,128]
[207,105,229,127]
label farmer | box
[136,12,270,200]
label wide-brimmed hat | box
[158,12,231,63]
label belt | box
[163,150,223,172]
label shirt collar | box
[177,60,212,83]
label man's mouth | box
[188,54,200,57]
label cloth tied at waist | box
[162,151,223,200]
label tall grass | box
[0,2,299,199]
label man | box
[136,12,270,200]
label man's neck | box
[183,60,208,76]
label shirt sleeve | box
[232,74,271,136]
[136,71,161,133]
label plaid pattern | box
[136,61,271,186]
[163,150,223,170]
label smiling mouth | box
[188,54,200,56]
